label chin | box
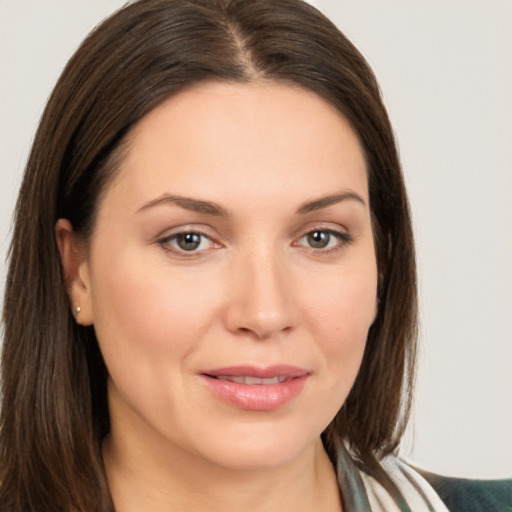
[191,426,319,472]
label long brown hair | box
[1,0,417,510]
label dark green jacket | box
[419,470,512,512]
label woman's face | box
[70,82,378,471]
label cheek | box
[307,259,377,332]
[304,265,377,396]
[87,251,228,440]
[87,248,220,383]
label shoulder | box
[416,468,512,512]
[336,444,511,512]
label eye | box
[296,229,352,252]
[159,231,218,254]
[305,230,333,249]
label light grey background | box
[1,0,511,478]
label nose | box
[224,247,298,340]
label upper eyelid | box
[156,224,350,239]
[158,230,217,245]
[296,228,353,242]
[294,222,351,239]
[156,223,218,240]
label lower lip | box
[201,375,308,411]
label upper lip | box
[201,365,309,379]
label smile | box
[200,365,310,411]
[211,375,289,385]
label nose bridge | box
[225,240,296,339]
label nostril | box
[234,323,294,340]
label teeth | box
[216,375,287,385]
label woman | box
[0,1,509,511]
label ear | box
[55,219,94,326]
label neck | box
[103,434,342,512]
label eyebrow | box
[137,190,366,217]
[137,194,229,217]
[296,191,366,214]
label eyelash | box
[157,228,353,257]
[294,229,353,254]
[158,231,220,255]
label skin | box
[57,82,378,512]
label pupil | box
[177,233,201,251]
[308,231,329,248]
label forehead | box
[104,81,368,213]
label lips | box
[200,365,309,411]
[212,375,288,385]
